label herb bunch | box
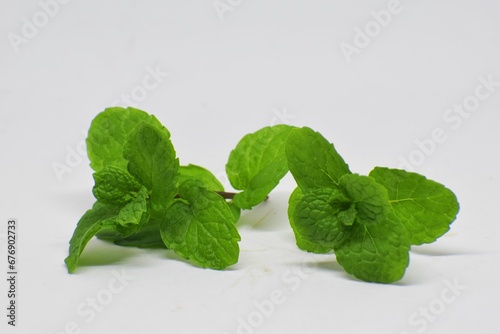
[65,108,459,283]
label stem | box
[176,191,269,201]
[216,191,237,200]
[216,192,269,201]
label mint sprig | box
[286,127,459,283]
[65,107,241,273]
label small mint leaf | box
[93,166,143,205]
[338,204,357,226]
[114,187,150,234]
[292,187,351,249]
[339,174,391,226]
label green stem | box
[216,191,237,200]
[176,191,268,201]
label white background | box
[1,1,500,333]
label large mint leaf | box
[86,107,168,171]
[288,187,333,253]
[334,213,410,283]
[124,122,179,216]
[160,180,240,270]
[65,203,120,273]
[369,167,459,245]
[286,127,351,190]
[226,125,294,209]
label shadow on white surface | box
[410,245,485,257]
[76,239,142,270]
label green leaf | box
[226,125,294,209]
[93,166,143,205]
[86,107,168,171]
[286,127,351,190]
[92,167,150,235]
[339,174,391,226]
[288,187,333,254]
[334,213,410,283]
[124,122,179,216]
[114,187,150,234]
[160,180,240,269]
[293,187,351,249]
[65,202,120,273]
[66,189,150,273]
[338,204,357,226]
[178,164,224,192]
[369,167,459,245]
[227,201,241,223]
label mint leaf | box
[86,107,168,171]
[114,187,149,235]
[339,174,391,226]
[65,195,149,273]
[160,180,240,269]
[93,166,143,205]
[288,187,333,254]
[92,166,151,235]
[178,164,224,191]
[226,125,294,209]
[369,167,459,245]
[124,122,179,216]
[65,203,120,273]
[292,187,350,250]
[334,213,410,283]
[227,201,241,223]
[286,127,350,190]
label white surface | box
[1,1,500,333]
